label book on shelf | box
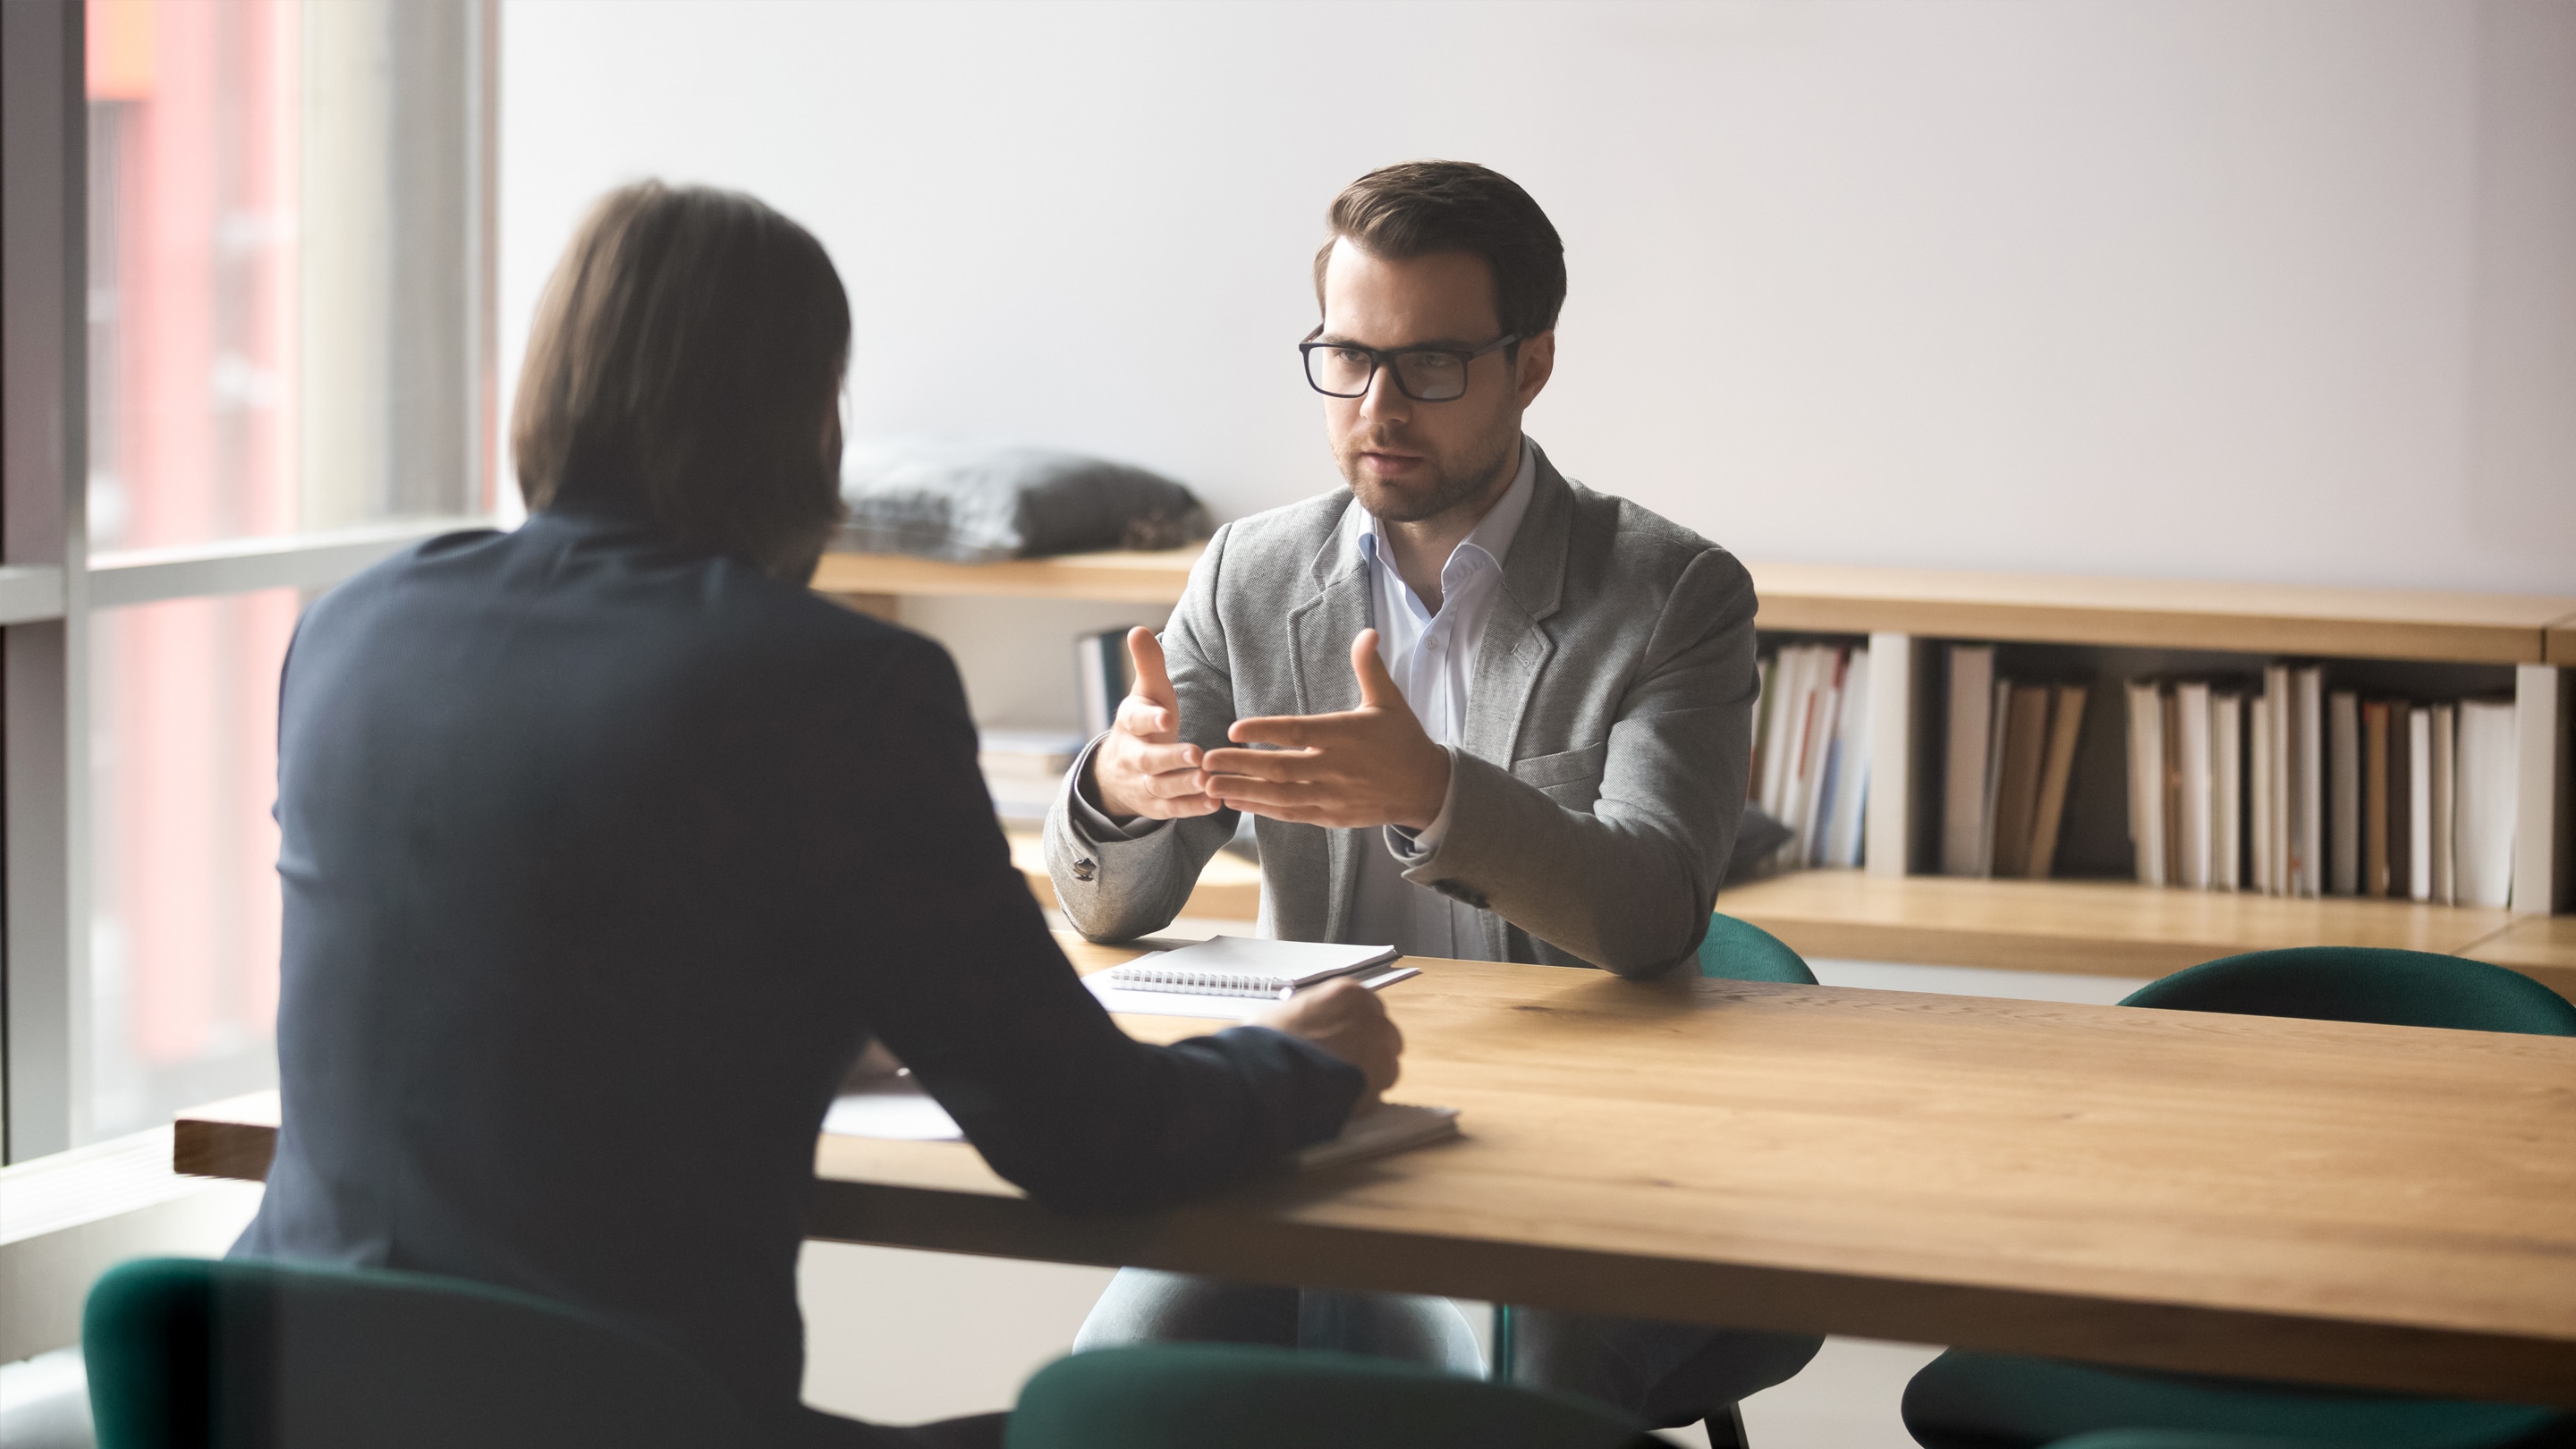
[2293,666,2324,898]
[2250,663,2323,896]
[1987,684,2051,879]
[2213,686,2243,894]
[1076,627,1141,736]
[2024,684,2087,881]
[1940,647,2087,881]
[1820,661,1873,869]
[2175,681,2214,890]
[2456,699,2515,909]
[2364,699,2390,899]
[1750,642,1870,871]
[979,729,1087,780]
[2429,703,2455,905]
[2250,686,2274,894]
[2119,674,2516,905]
[2126,679,2167,887]
[2329,691,2361,896]
[2385,700,2412,902]
[2408,706,2433,903]
[978,727,1089,824]
[1979,676,2012,877]
[1941,646,1996,877]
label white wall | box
[500,0,2575,599]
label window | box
[2,0,496,1160]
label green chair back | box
[2117,946,2576,1035]
[1902,946,2576,1449]
[1007,1343,1649,1449]
[1699,913,1818,984]
[2044,1432,2490,1449]
[1903,1352,2562,1449]
[85,1257,770,1449]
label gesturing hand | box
[1090,627,1221,821]
[1198,629,1451,832]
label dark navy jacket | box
[233,494,1362,1409]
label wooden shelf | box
[811,546,2572,664]
[1006,828,1259,921]
[2462,915,2576,1000]
[1004,848,2570,1002]
[811,547,1199,605]
[1748,562,2572,665]
[1717,869,2542,985]
[2548,611,2576,666]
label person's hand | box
[1090,627,1221,821]
[1198,630,1451,831]
[1250,977,1402,1104]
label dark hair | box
[511,182,851,580]
[1313,161,1566,338]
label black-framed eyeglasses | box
[1299,327,1519,402]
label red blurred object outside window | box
[86,0,303,1134]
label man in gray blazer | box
[1046,161,1818,1431]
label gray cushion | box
[838,437,1212,562]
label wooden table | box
[177,936,2576,1409]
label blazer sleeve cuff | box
[1392,749,1532,908]
[1061,733,1172,846]
[1385,745,1463,860]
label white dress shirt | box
[1346,441,1538,959]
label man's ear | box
[1513,331,1556,410]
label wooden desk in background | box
[176,935,2576,1409]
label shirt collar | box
[1351,436,1539,582]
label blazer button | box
[1072,858,1097,882]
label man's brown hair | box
[512,182,850,580]
[1314,161,1567,340]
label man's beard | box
[1337,425,1520,525]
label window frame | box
[1,0,501,1163]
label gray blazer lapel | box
[1284,502,1371,940]
[1462,448,1572,767]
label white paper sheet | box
[822,1075,961,1141]
[822,1073,1461,1172]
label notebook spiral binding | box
[1104,965,1295,999]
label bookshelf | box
[815,547,2576,996]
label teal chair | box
[1901,947,2576,1449]
[2118,946,2576,1034]
[1483,914,1818,1446]
[1698,912,1819,985]
[1007,1343,1652,1449]
[85,1257,773,1449]
[2046,1434,2420,1449]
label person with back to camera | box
[230,181,1402,1449]
[1046,159,1822,1430]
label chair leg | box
[1704,1400,1749,1449]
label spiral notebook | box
[1103,936,1401,999]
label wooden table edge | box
[806,1172,2576,1408]
[170,1096,2576,1410]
